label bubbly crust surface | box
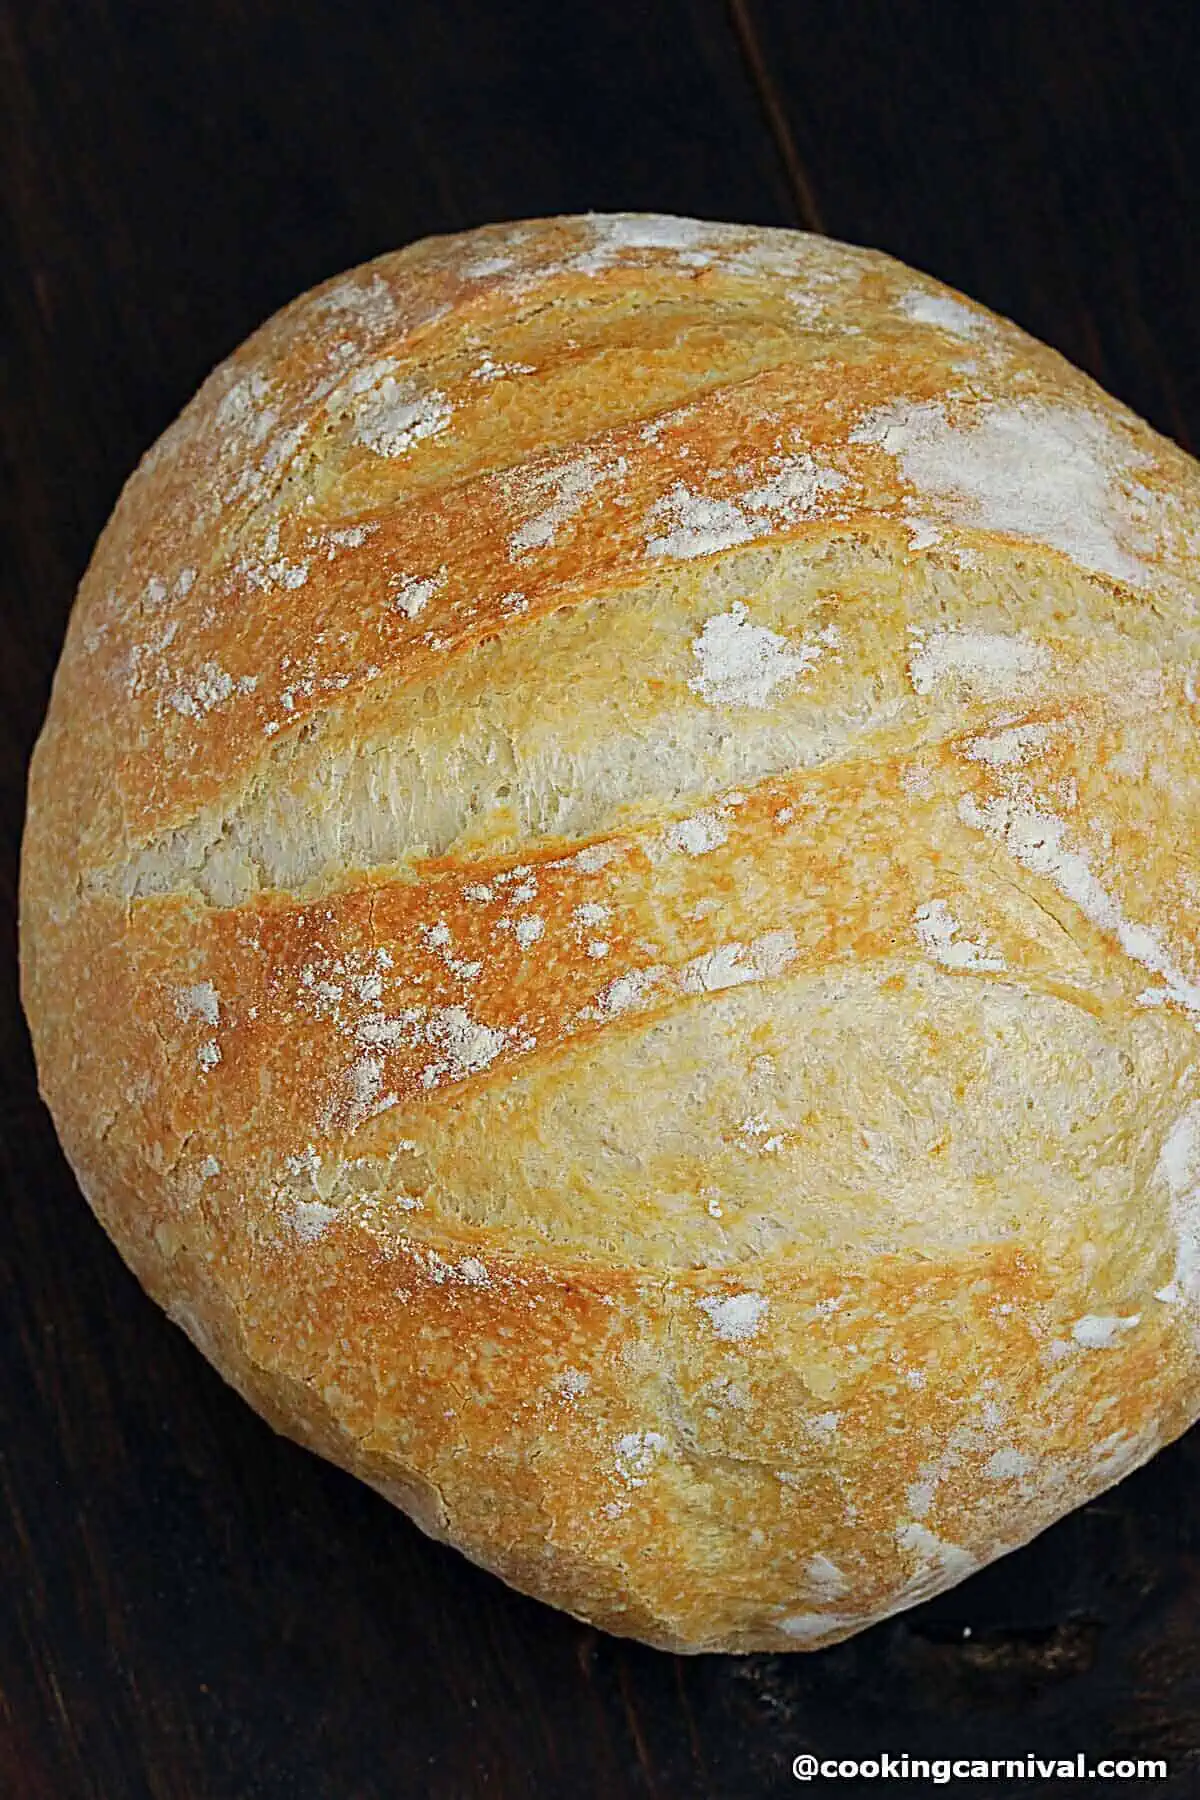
[20,213,1200,1651]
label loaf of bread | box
[21,213,1200,1652]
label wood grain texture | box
[3,0,1200,1793]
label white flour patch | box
[913,899,1005,973]
[851,398,1154,585]
[647,489,750,559]
[698,1291,769,1341]
[614,1430,669,1487]
[313,274,397,331]
[196,1041,221,1072]
[805,1554,850,1598]
[897,290,989,338]
[689,604,838,708]
[983,1448,1033,1480]
[175,981,220,1026]
[680,930,796,995]
[236,521,310,593]
[906,1477,938,1520]
[509,454,623,555]
[292,1199,340,1243]
[572,902,610,929]
[1090,1426,1159,1487]
[420,1006,509,1089]
[164,662,258,720]
[323,523,377,558]
[646,455,846,559]
[462,254,516,279]
[802,1412,841,1445]
[572,842,620,874]
[785,284,833,327]
[966,722,1053,767]
[420,921,482,984]
[958,791,1200,1016]
[660,811,729,857]
[555,1368,591,1399]
[284,1144,322,1187]
[589,966,666,1019]
[737,1114,784,1154]
[415,1249,494,1289]
[456,1256,491,1287]
[255,422,307,481]
[778,1613,856,1643]
[344,1053,383,1119]
[571,213,722,274]
[588,214,716,253]
[894,1522,977,1601]
[743,459,848,521]
[1155,1102,1200,1306]
[353,375,452,457]
[1072,1313,1141,1348]
[215,369,274,432]
[729,232,864,280]
[470,355,535,381]
[391,566,447,619]
[908,628,1049,699]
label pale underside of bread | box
[20,213,1200,1651]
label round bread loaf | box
[20,213,1200,1653]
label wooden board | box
[3,3,1198,1792]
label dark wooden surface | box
[4,5,1200,1795]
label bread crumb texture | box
[20,214,1200,1651]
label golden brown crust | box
[20,213,1200,1650]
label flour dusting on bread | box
[852,398,1155,585]
[689,604,837,708]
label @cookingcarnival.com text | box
[792,1752,1168,1783]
